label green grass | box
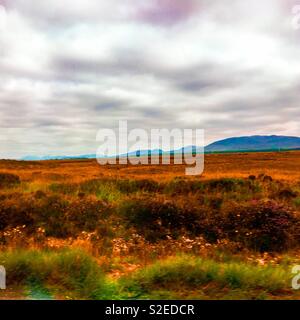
[0,249,107,299]
[294,197,300,207]
[0,250,296,300]
[26,280,54,300]
[79,179,159,202]
[118,255,292,299]
[94,185,123,202]
[48,180,124,202]
[48,182,78,195]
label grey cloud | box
[0,0,300,158]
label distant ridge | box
[21,154,97,161]
[20,135,300,160]
[205,135,300,152]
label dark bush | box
[34,190,47,199]
[116,179,160,193]
[79,179,106,194]
[49,183,78,195]
[205,178,247,192]
[80,178,160,195]
[34,195,69,238]
[118,197,199,242]
[219,201,299,252]
[35,196,111,238]
[0,193,70,237]
[263,175,273,182]
[0,191,113,239]
[0,173,20,188]
[66,199,111,233]
[209,197,223,210]
[277,189,298,199]
[258,173,273,183]
[0,197,35,231]
[164,177,203,195]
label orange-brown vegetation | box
[1,151,300,299]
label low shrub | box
[117,197,199,242]
[66,199,112,233]
[49,183,78,195]
[79,179,122,202]
[164,178,258,196]
[79,179,106,194]
[205,178,248,192]
[257,174,273,183]
[0,173,20,188]
[34,190,47,199]
[80,178,160,196]
[220,201,300,252]
[164,178,203,195]
[277,189,298,200]
[34,195,69,238]
[0,196,35,231]
[0,192,114,239]
[116,179,161,194]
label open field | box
[1,151,299,182]
[1,151,300,299]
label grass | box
[294,198,300,207]
[118,255,292,299]
[0,250,294,300]
[0,152,300,299]
[0,249,107,299]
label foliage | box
[0,173,20,188]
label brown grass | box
[0,151,300,299]
[1,151,300,183]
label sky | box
[0,0,300,158]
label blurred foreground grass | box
[0,249,297,300]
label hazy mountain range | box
[205,135,300,152]
[21,135,300,160]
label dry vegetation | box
[1,151,300,299]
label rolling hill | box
[20,135,300,160]
[205,135,300,152]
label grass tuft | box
[120,255,290,299]
[0,249,107,299]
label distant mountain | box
[121,149,163,157]
[21,154,97,161]
[21,135,300,160]
[205,135,300,152]
[124,146,202,157]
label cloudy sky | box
[0,0,300,158]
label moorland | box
[0,151,300,299]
